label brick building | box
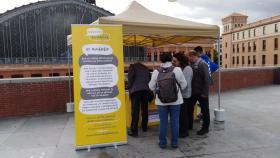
[222,13,280,68]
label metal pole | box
[134,35,136,62]
[217,35,221,110]
[63,6,67,55]
[24,13,29,61]
[34,12,39,61]
[40,10,45,61]
[19,17,23,61]
[67,47,72,104]
[2,26,6,61]
[49,9,52,63]
[67,6,72,105]
[8,22,13,60]
[152,40,155,69]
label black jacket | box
[191,58,210,96]
[127,63,151,95]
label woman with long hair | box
[172,52,193,138]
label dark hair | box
[173,52,189,68]
[194,46,203,53]
[189,50,199,57]
[160,52,172,63]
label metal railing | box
[124,56,153,62]
[0,57,72,65]
[0,56,154,64]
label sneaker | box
[158,143,167,149]
[142,127,147,132]
[196,129,209,135]
[171,144,178,149]
[179,132,189,138]
[128,131,138,137]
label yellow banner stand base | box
[75,142,127,151]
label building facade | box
[0,0,112,78]
[0,0,112,65]
[222,13,280,68]
[147,42,215,62]
[214,37,222,54]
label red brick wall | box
[0,78,73,118]
[0,68,277,118]
[210,68,275,93]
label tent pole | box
[214,34,225,122]
[134,35,136,62]
[152,40,155,70]
[217,35,221,110]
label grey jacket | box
[191,58,210,96]
[127,63,150,95]
[181,66,193,98]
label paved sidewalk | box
[0,85,280,158]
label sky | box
[0,0,279,26]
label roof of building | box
[225,14,280,34]
[228,12,248,17]
[0,0,113,23]
[222,12,248,22]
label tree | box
[212,49,219,65]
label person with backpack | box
[127,62,152,137]
[188,50,211,135]
[172,53,193,138]
[149,53,187,149]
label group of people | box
[127,46,218,149]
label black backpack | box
[156,66,179,103]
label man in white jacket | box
[149,53,187,149]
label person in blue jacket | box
[194,46,218,76]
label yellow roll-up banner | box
[71,25,127,149]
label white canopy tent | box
[68,1,219,47]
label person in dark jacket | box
[194,46,218,121]
[188,50,211,135]
[127,62,151,137]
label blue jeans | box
[157,105,180,146]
